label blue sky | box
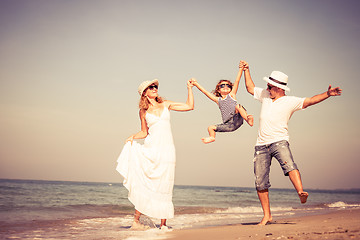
[1,0,359,189]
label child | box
[192,62,253,144]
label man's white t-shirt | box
[254,87,305,146]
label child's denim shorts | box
[253,140,298,191]
[215,113,243,132]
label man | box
[241,61,342,225]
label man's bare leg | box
[288,170,308,204]
[257,189,272,225]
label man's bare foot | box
[201,137,215,144]
[299,191,309,204]
[257,216,273,226]
[247,115,254,126]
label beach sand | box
[167,209,360,240]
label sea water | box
[1,179,359,239]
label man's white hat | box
[138,79,159,96]
[263,71,290,92]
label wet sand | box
[167,209,360,239]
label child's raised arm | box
[191,78,219,104]
[230,62,245,98]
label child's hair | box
[212,80,233,97]
[139,87,164,110]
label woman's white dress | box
[116,107,175,219]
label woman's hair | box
[139,87,164,110]
[212,80,233,97]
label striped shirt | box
[218,95,237,123]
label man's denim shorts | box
[215,112,243,132]
[253,140,298,191]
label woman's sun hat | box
[263,71,290,92]
[138,79,159,96]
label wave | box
[326,201,360,209]
[214,201,360,215]
[0,204,134,224]
[215,206,293,214]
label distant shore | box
[166,208,360,240]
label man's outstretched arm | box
[302,85,342,109]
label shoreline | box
[166,208,360,239]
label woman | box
[116,78,194,229]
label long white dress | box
[116,107,175,219]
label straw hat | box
[137,79,159,96]
[263,71,290,92]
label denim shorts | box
[215,113,243,132]
[253,140,298,191]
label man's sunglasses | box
[267,84,275,90]
[148,85,158,90]
[219,84,232,89]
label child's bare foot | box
[201,137,215,144]
[247,115,254,126]
[299,191,309,204]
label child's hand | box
[239,61,245,69]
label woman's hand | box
[126,135,135,144]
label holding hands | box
[240,60,249,71]
[189,78,197,87]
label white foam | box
[215,206,293,214]
[327,201,360,208]
[125,228,172,240]
[165,211,261,230]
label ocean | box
[1,179,359,240]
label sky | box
[0,0,359,190]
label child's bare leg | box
[202,125,216,144]
[236,105,254,126]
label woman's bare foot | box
[131,221,150,230]
[299,191,309,204]
[247,115,254,126]
[202,137,215,144]
[160,225,172,231]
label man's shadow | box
[241,221,296,226]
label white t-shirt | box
[254,87,305,146]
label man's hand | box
[327,85,342,97]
